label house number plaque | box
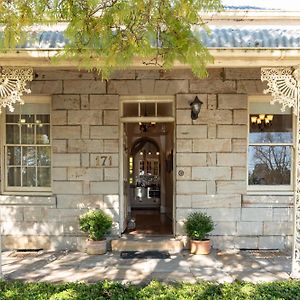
[95,155,112,167]
[178,170,184,176]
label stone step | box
[111,236,184,254]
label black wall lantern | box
[190,96,203,120]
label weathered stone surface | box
[176,195,192,208]
[207,125,217,139]
[242,195,293,208]
[224,68,261,80]
[159,69,197,80]
[68,168,104,181]
[258,236,286,249]
[263,222,293,235]
[217,181,246,194]
[104,140,119,153]
[34,69,97,80]
[237,222,263,235]
[90,126,119,139]
[232,139,247,152]
[68,139,104,153]
[176,153,206,167]
[190,80,236,93]
[176,167,192,181]
[176,94,208,109]
[81,95,90,109]
[52,126,81,139]
[241,207,273,221]
[176,109,192,125]
[53,154,81,167]
[237,80,267,94]
[0,207,24,221]
[64,80,106,94]
[110,70,136,79]
[176,139,192,152]
[192,194,241,208]
[207,94,217,110]
[52,140,67,153]
[218,94,247,109]
[207,152,216,166]
[52,167,67,180]
[0,195,56,206]
[52,95,80,110]
[56,195,104,209]
[68,110,103,125]
[194,109,233,125]
[234,237,258,249]
[217,125,247,138]
[104,168,119,181]
[211,236,235,250]
[140,79,155,94]
[52,181,83,194]
[273,208,293,221]
[52,111,67,125]
[23,207,48,221]
[192,167,231,180]
[30,80,63,94]
[233,110,247,124]
[232,167,247,180]
[212,222,237,235]
[107,80,142,95]
[104,110,119,125]
[206,181,216,194]
[176,125,207,139]
[176,181,206,194]
[47,208,86,222]
[217,153,246,167]
[90,95,119,109]
[3,235,51,250]
[135,70,160,79]
[90,181,119,194]
[193,139,231,152]
[206,208,241,222]
[154,80,189,94]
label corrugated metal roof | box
[17,26,300,49]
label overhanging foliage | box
[0,0,223,78]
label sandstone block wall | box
[0,67,293,250]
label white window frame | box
[247,95,295,194]
[1,96,52,195]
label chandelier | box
[251,114,273,129]
[0,67,33,113]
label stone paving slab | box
[1,249,292,284]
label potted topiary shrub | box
[79,209,113,255]
[185,211,215,255]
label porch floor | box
[1,249,292,284]
[125,209,173,235]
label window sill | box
[1,191,53,197]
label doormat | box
[120,250,170,259]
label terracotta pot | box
[190,239,211,255]
[86,239,107,255]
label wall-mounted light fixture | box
[190,96,203,120]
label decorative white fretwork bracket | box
[261,66,300,278]
[0,67,33,113]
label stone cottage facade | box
[0,10,299,258]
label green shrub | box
[185,211,215,240]
[79,210,113,241]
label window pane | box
[22,167,36,187]
[7,146,21,165]
[6,125,19,144]
[21,125,34,144]
[21,114,34,123]
[36,114,50,124]
[140,103,155,117]
[22,146,36,166]
[37,147,51,166]
[7,167,21,186]
[36,125,50,144]
[6,114,19,123]
[248,146,291,185]
[37,168,51,187]
[249,114,293,143]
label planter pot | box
[86,239,107,255]
[190,239,211,255]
